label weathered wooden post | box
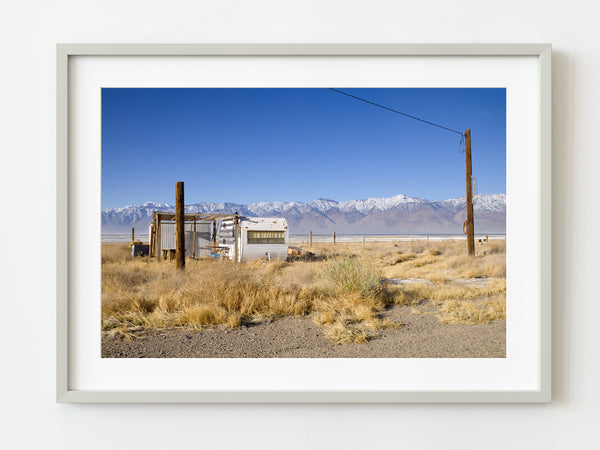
[212,220,217,256]
[234,212,239,263]
[193,217,196,259]
[465,129,475,256]
[156,213,162,260]
[175,181,185,269]
[309,231,312,248]
[131,227,134,242]
[333,231,336,245]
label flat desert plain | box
[101,239,506,358]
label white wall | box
[1,1,598,448]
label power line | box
[328,88,465,136]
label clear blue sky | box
[101,88,505,209]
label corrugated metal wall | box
[160,222,177,250]
[160,222,213,257]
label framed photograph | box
[57,44,551,402]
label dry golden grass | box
[103,256,317,330]
[305,239,505,281]
[436,296,506,325]
[390,279,506,306]
[102,238,505,343]
[101,243,132,264]
[323,320,373,344]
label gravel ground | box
[101,305,505,358]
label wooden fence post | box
[309,231,312,248]
[333,231,336,245]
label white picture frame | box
[57,43,551,403]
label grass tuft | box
[437,296,506,325]
[323,256,383,298]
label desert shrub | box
[323,256,383,298]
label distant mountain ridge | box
[102,193,506,235]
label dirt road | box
[101,304,505,358]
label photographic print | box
[100,87,506,359]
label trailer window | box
[247,230,285,244]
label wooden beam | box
[212,220,218,256]
[156,215,162,260]
[193,218,196,259]
[150,224,154,256]
[175,181,185,269]
[153,212,241,222]
[234,212,239,263]
[151,215,155,257]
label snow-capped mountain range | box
[102,193,506,235]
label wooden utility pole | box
[309,231,312,248]
[465,129,475,256]
[175,181,185,269]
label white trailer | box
[221,217,289,262]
